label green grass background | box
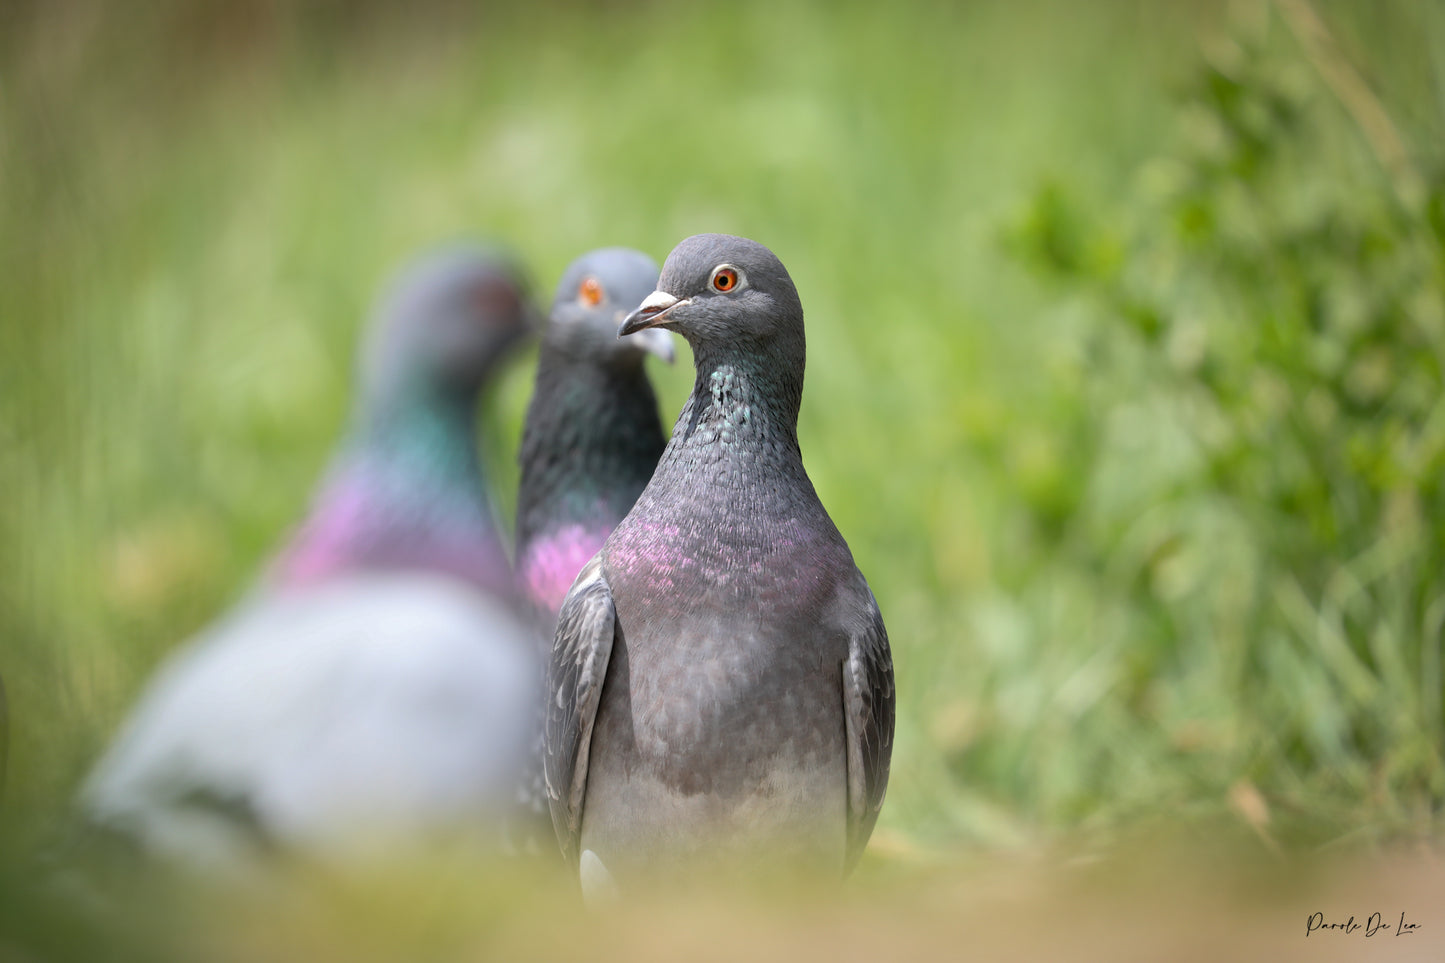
[3,0,1445,953]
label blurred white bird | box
[81,247,541,870]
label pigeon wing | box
[543,554,617,865]
[841,578,895,873]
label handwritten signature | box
[1306,912,1421,937]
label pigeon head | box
[547,248,673,366]
[618,234,804,357]
[361,245,535,408]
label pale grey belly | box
[580,748,847,882]
[578,618,849,881]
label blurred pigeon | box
[81,246,541,869]
[544,234,895,896]
[515,248,672,618]
[510,248,670,851]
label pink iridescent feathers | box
[514,248,670,616]
[271,473,513,595]
[518,524,611,614]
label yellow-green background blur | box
[4,0,1445,958]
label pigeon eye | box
[579,277,604,307]
[712,267,739,292]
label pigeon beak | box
[619,290,690,337]
[621,325,676,363]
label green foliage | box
[1008,17,1445,832]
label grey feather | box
[840,578,894,871]
[543,555,615,865]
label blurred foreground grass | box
[3,0,1445,957]
[5,830,1445,962]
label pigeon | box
[509,248,671,851]
[515,247,672,619]
[81,246,542,869]
[543,234,895,895]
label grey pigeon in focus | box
[81,246,542,870]
[543,234,895,895]
[515,248,672,619]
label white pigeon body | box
[82,574,539,867]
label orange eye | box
[579,277,604,307]
[712,267,738,292]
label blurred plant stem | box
[1273,0,1425,207]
